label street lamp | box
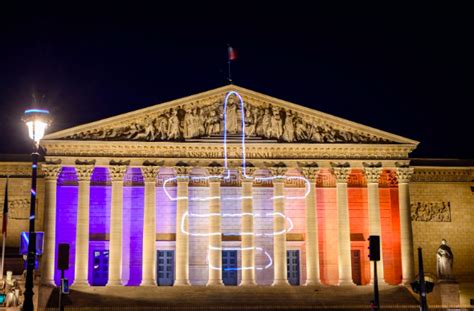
[22,108,51,311]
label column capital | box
[108,165,127,182]
[270,167,287,183]
[174,166,191,182]
[141,166,160,183]
[331,162,351,184]
[207,166,224,183]
[238,167,256,182]
[396,167,414,184]
[41,164,62,181]
[363,165,382,184]
[75,165,94,182]
[299,167,320,183]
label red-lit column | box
[301,166,321,286]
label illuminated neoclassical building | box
[1,85,473,305]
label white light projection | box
[162,91,311,272]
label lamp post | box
[22,108,51,311]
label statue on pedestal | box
[437,239,454,281]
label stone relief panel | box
[61,93,393,144]
[1,198,30,220]
[411,201,451,222]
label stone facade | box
[0,86,472,307]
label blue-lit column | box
[107,165,127,286]
[174,166,192,286]
[40,164,62,286]
[72,164,94,287]
[140,165,160,286]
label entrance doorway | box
[222,250,238,285]
[157,250,175,286]
[92,249,109,286]
[351,249,362,285]
[287,250,300,285]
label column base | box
[206,280,224,287]
[272,279,290,287]
[305,279,321,287]
[174,279,191,286]
[338,279,356,287]
[71,280,90,287]
[239,280,257,286]
[140,280,157,286]
[106,280,124,286]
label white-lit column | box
[72,164,94,287]
[140,166,159,286]
[106,165,127,286]
[396,166,415,284]
[364,165,384,283]
[174,166,191,286]
[332,164,354,286]
[40,164,62,286]
[240,167,256,286]
[207,167,224,286]
[301,166,321,286]
[271,167,289,286]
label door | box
[157,250,175,286]
[92,250,109,286]
[222,250,238,285]
[351,249,362,285]
[287,250,300,285]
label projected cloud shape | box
[162,90,311,272]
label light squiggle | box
[163,90,311,272]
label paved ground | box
[40,284,421,310]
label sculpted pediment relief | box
[43,85,417,145]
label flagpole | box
[228,57,232,84]
[0,231,5,280]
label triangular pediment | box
[43,85,418,145]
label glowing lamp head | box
[23,109,51,145]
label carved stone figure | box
[437,239,454,280]
[167,109,181,140]
[260,108,272,138]
[269,108,283,138]
[226,99,239,134]
[282,111,295,142]
[244,107,256,136]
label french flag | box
[228,46,237,61]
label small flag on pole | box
[228,46,237,61]
[2,178,8,237]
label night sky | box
[1,4,472,158]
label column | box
[396,166,415,284]
[140,165,159,286]
[72,164,94,286]
[301,166,321,286]
[174,166,191,286]
[240,167,256,286]
[332,163,354,286]
[364,164,384,283]
[106,165,127,286]
[40,164,62,286]
[206,167,224,286]
[271,167,289,286]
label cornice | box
[412,167,474,182]
[41,140,415,160]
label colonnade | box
[40,162,415,287]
